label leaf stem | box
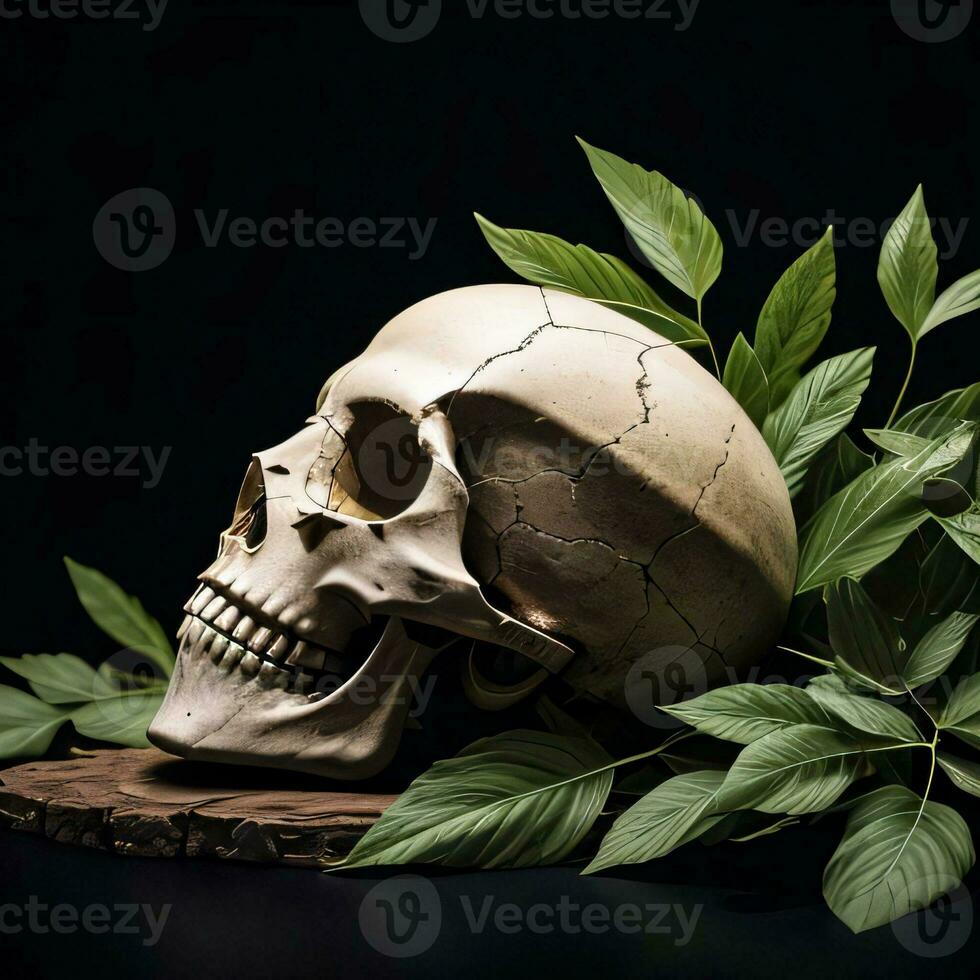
[908,730,940,846]
[498,729,699,804]
[920,728,939,800]
[698,297,721,380]
[885,338,917,428]
[730,816,800,842]
[862,740,935,753]
[902,682,936,736]
[596,729,698,776]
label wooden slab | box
[0,749,396,868]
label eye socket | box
[227,459,268,551]
[325,403,432,521]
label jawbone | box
[148,599,435,780]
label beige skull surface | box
[148,284,797,779]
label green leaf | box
[584,771,729,873]
[939,672,980,734]
[577,138,722,301]
[923,478,974,519]
[940,507,980,564]
[795,433,875,524]
[896,382,980,437]
[938,753,980,798]
[860,527,939,621]
[762,348,874,498]
[662,684,832,744]
[474,214,706,346]
[805,676,922,742]
[718,724,870,815]
[863,428,931,457]
[0,653,119,704]
[904,612,979,688]
[823,785,975,933]
[796,426,977,593]
[70,691,164,748]
[0,685,71,759]
[722,332,769,428]
[877,185,937,339]
[825,578,906,694]
[727,813,800,843]
[952,621,980,676]
[920,268,980,338]
[754,227,836,406]
[917,533,980,618]
[343,731,614,869]
[64,557,174,677]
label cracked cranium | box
[148,284,797,779]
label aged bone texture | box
[148,285,797,780]
[0,750,392,866]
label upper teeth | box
[188,585,217,616]
[214,606,239,633]
[177,591,337,680]
[201,594,227,622]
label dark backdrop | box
[2,1,979,977]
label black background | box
[2,0,980,976]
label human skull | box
[148,285,797,779]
